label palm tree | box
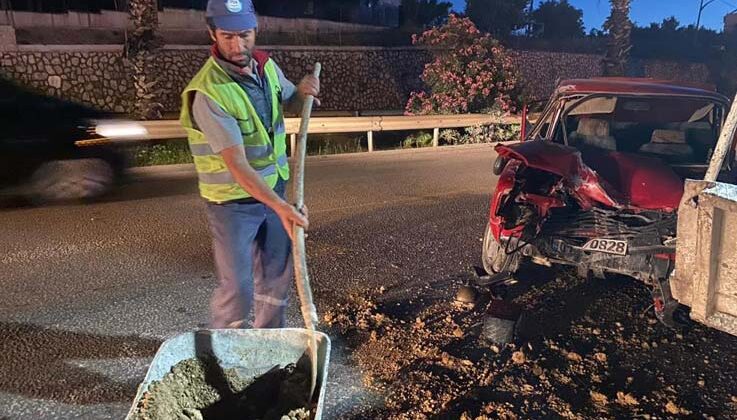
[602,0,632,76]
[125,0,164,120]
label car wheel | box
[482,222,520,275]
[29,158,114,203]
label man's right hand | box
[276,201,309,242]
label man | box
[180,0,319,329]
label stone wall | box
[0,46,715,116]
[153,47,430,113]
[0,48,132,112]
[513,50,604,101]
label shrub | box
[405,14,525,116]
[131,142,192,166]
[402,131,434,148]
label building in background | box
[726,12,737,33]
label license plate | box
[581,238,628,256]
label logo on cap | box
[225,0,242,13]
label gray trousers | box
[205,182,292,329]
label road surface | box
[0,145,499,419]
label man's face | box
[210,28,256,66]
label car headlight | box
[94,120,149,140]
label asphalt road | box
[0,145,499,419]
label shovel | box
[291,62,322,400]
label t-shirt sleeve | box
[191,92,243,153]
[273,61,297,103]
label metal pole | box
[290,133,297,157]
[696,0,717,33]
[367,130,374,152]
[432,127,439,147]
[705,92,737,182]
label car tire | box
[482,222,520,275]
[29,158,114,203]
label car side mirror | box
[493,156,509,175]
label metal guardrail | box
[138,113,520,153]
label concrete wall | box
[0,25,15,51]
[0,45,714,115]
[0,9,388,33]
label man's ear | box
[208,28,217,43]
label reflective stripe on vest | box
[189,143,272,161]
[198,165,276,184]
[179,56,289,203]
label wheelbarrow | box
[124,328,331,420]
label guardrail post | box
[367,130,374,152]
[290,133,297,157]
[432,127,439,148]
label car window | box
[527,101,559,140]
[561,95,723,165]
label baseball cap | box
[206,0,258,32]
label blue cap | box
[206,0,258,31]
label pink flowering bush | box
[405,14,524,116]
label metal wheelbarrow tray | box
[125,328,331,420]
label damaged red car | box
[483,78,735,326]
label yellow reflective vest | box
[180,56,289,203]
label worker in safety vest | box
[180,0,319,329]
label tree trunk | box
[125,0,163,120]
[603,0,632,77]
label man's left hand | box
[297,75,321,107]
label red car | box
[483,78,735,327]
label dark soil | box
[130,353,313,420]
[324,266,737,419]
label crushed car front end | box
[482,79,734,325]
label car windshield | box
[552,94,724,165]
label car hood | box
[496,141,684,211]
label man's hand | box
[297,74,321,107]
[276,201,309,242]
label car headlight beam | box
[94,121,149,140]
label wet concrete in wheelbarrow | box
[130,353,314,420]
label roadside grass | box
[127,141,193,167]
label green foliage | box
[402,131,434,148]
[465,0,529,39]
[307,135,365,155]
[464,123,521,143]
[400,0,453,29]
[715,31,737,97]
[630,17,721,62]
[439,129,463,144]
[132,142,193,166]
[603,0,632,76]
[439,123,521,146]
[531,0,585,39]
